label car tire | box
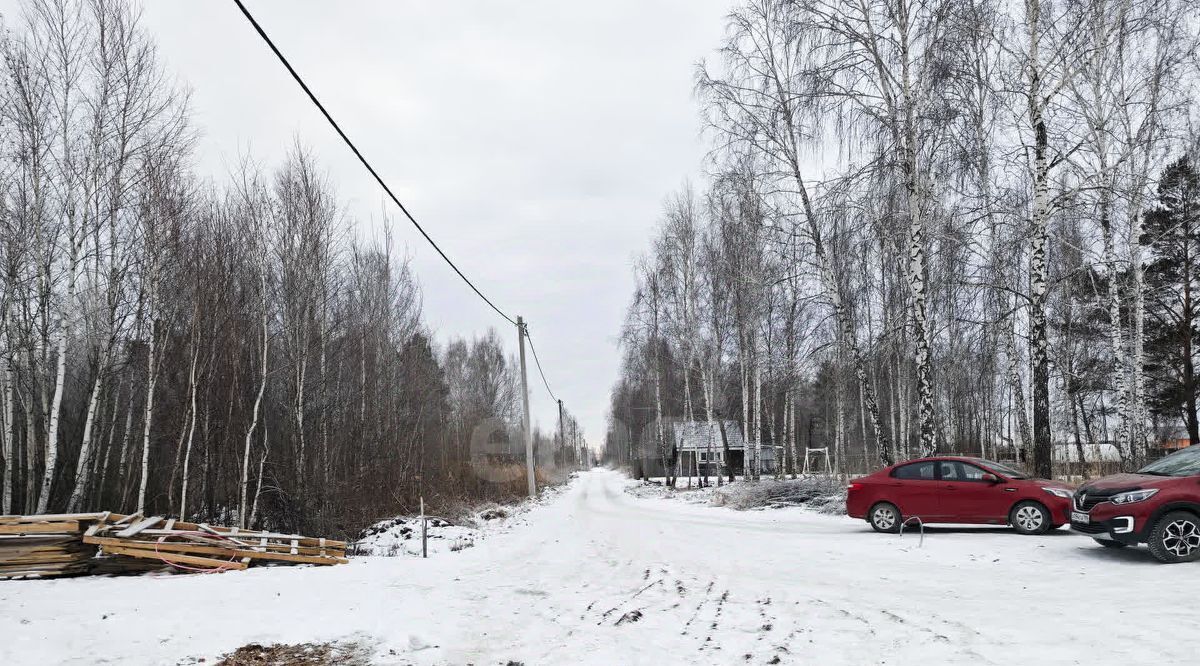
[1094,539,1127,549]
[1009,501,1051,535]
[868,502,902,534]
[1147,511,1200,564]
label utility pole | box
[517,317,536,497]
[573,420,582,470]
[558,399,567,468]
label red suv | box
[1071,445,1200,563]
[847,456,1073,535]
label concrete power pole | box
[558,399,567,469]
[517,316,536,497]
[573,421,583,470]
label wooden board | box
[0,522,80,535]
[85,537,345,565]
[97,543,248,570]
[0,513,108,524]
[124,528,347,551]
[114,516,163,538]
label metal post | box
[517,317,536,497]
[420,496,427,559]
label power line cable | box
[524,329,558,403]
[232,0,517,327]
[235,1,568,415]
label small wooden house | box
[671,420,781,476]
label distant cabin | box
[632,420,783,478]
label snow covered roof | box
[671,420,746,451]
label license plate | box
[1071,511,1089,524]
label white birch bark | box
[653,340,665,486]
[1130,214,1148,462]
[240,273,270,528]
[249,421,269,528]
[1,356,11,514]
[136,314,159,514]
[67,356,108,511]
[115,378,136,507]
[179,344,200,519]
[38,261,77,513]
[752,346,762,480]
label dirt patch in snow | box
[213,640,372,665]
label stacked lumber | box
[82,513,348,571]
[0,513,104,579]
[0,512,348,578]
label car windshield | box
[1138,446,1200,477]
[973,459,1030,479]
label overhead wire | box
[523,328,559,404]
[235,1,574,417]
[232,0,517,327]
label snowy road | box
[4,469,1199,665]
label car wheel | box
[1010,501,1051,535]
[1094,539,1127,549]
[1147,511,1200,563]
[869,502,901,533]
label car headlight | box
[1111,489,1159,505]
[1042,487,1072,498]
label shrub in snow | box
[479,508,508,521]
[352,516,478,556]
[710,477,846,514]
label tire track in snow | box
[681,580,715,636]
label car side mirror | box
[980,473,1000,483]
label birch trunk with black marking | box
[240,272,269,528]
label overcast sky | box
[117,1,734,447]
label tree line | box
[0,0,582,535]
[606,0,1200,481]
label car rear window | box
[892,461,936,480]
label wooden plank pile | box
[0,512,348,578]
[0,513,103,579]
[82,513,349,571]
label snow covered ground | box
[352,492,557,558]
[4,468,1199,665]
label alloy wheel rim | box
[1015,506,1043,531]
[874,507,896,529]
[1162,519,1200,557]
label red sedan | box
[847,456,1074,535]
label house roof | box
[670,420,746,451]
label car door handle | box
[1003,488,1017,492]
